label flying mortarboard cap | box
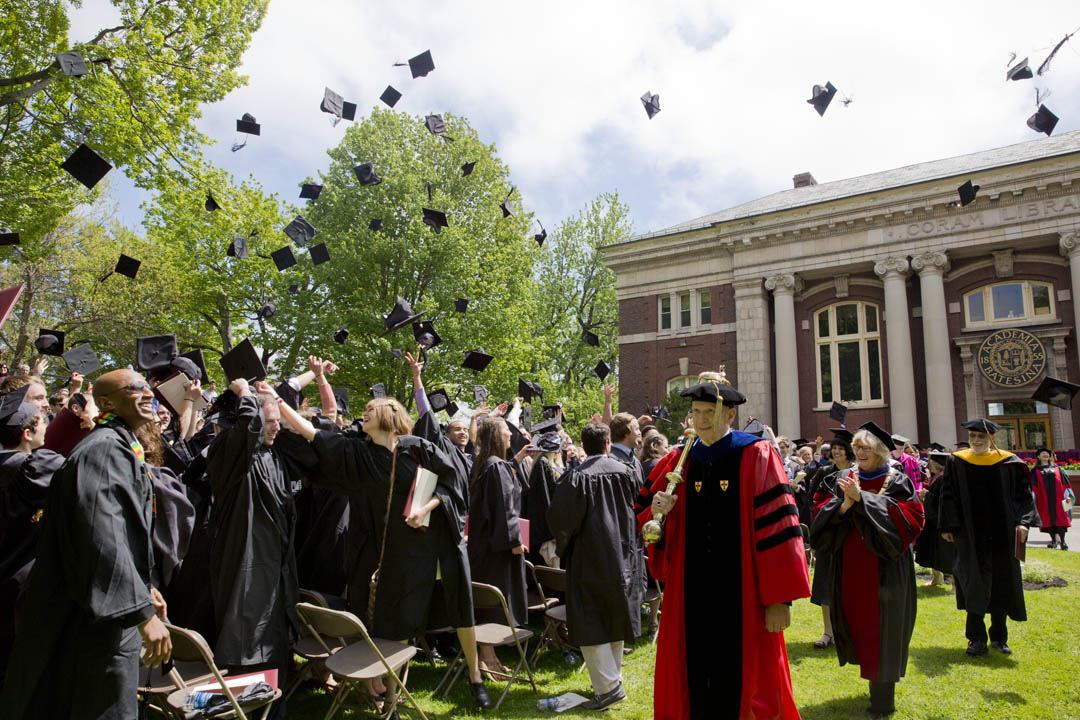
[136,334,178,371]
[744,418,765,437]
[288,283,300,295]
[499,187,515,218]
[283,216,316,247]
[0,386,38,430]
[1006,57,1033,81]
[299,183,323,200]
[370,382,387,399]
[961,418,1001,435]
[583,330,599,347]
[857,421,896,450]
[309,243,331,265]
[473,384,489,405]
[271,246,297,271]
[34,329,65,356]
[1031,375,1080,410]
[219,338,266,382]
[461,161,476,177]
[61,143,112,189]
[1027,104,1059,136]
[532,416,561,436]
[178,348,210,385]
[354,162,381,186]
[55,51,89,77]
[957,180,979,207]
[412,320,441,350]
[227,236,249,259]
[518,378,543,403]
[115,253,141,279]
[369,218,383,231]
[828,401,847,424]
[534,227,547,247]
[425,114,447,135]
[404,50,435,78]
[236,112,261,135]
[422,208,448,233]
[380,85,402,108]
[0,229,19,246]
[454,297,469,313]
[463,348,494,373]
[542,404,561,419]
[807,81,837,117]
[333,327,349,344]
[428,388,451,413]
[641,90,661,119]
[257,302,275,321]
[333,387,350,416]
[383,296,424,334]
[518,407,533,434]
[390,349,403,358]
[205,192,220,212]
[320,87,356,121]
[62,343,101,376]
[594,360,611,380]
[0,284,24,332]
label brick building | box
[601,131,1080,451]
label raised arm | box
[602,383,614,425]
[405,352,431,417]
[179,378,202,441]
[309,356,338,422]
[255,380,317,441]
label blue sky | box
[69,1,1080,238]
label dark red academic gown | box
[1029,465,1071,530]
[638,433,810,720]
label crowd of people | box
[0,352,1070,719]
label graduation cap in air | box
[957,180,979,207]
[1032,375,1080,410]
[136,334,178,372]
[517,407,533,435]
[1006,56,1033,81]
[55,51,89,77]
[0,284,24,332]
[1027,104,1059,136]
[857,421,896,450]
[462,348,494,373]
[219,338,266,381]
[34,329,65,356]
[288,283,300,295]
[369,218,383,231]
[390,349,403,358]
[62,342,102,376]
[333,387,350,416]
[383,297,424,334]
[299,183,323,201]
[256,302,275,321]
[205,192,220,212]
[641,90,661,119]
[397,50,435,78]
[61,143,112,189]
[334,327,349,344]
[227,236,249,259]
[354,162,381,186]
[649,405,671,421]
[0,229,18,246]
[283,216,316,247]
[1036,33,1072,76]
[531,415,560,436]
[542,404,561,420]
[461,161,476,177]
[583,330,599,347]
[518,378,543,403]
[115,253,141,279]
[425,114,450,138]
[829,401,847,424]
[370,382,387,399]
[271,246,297,271]
[744,418,765,437]
[380,86,402,108]
[178,348,210,385]
[422,208,448,233]
[534,221,547,247]
[807,82,837,117]
[412,320,441,351]
[428,388,453,413]
[309,243,330,265]
[473,384,489,405]
[499,187,515,218]
[454,297,468,313]
[320,87,356,122]
[236,112,261,135]
[0,386,39,430]
[961,418,1001,435]
[594,360,611,380]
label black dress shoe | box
[991,641,1012,655]
[1049,540,1058,549]
[471,681,493,709]
[581,683,627,711]
[966,640,988,656]
[1061,541,1069,551]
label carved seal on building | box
[976,328,1046,387]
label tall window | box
[815,302,883,406]
[660,296,671,330]
[963,281,1055,327]
[657,288,714,333]
[667,376,695,394]
[700,290,712,325]
[679,292,692,328]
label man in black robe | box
[0,369,171,720]
[938,419,1040,656]
[548,423,642,711]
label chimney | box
[793,172,817,188]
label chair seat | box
[138,662,223,693]
[473,623,535,646]
[325,640,419,681]
[165,686,282,718]
[294,634,345,660]
[527,590,558,612]
[545,605,566,623]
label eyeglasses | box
[106,381,152,395]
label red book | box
[519,518,530,550]
[43,407,91,457]
[1015,526,1027,562]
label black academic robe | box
[164,450,216,640]
[147,465,195,590]
[293,484,350,597]
[547,455,643,646]
[914,473,955,574]
[468,457,528,626]
[525,456,560,552]
[207,396,299,667]
[311,432,473,639]
[0,420,155,720]
[811,466,924,683]
[808,465,846,607]
[938,450,1040,619]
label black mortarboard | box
[518,407,533,434]
[34,329,64,356]
[299,183,323,200]
[236,112,260,135]
[594,360,611,380]
[354,162,381,186]
[275,378,302,411]
[531,416,560,436]
[334,327,349,344]
[320,87,356,121]
[534,227,547,247]
[389,348,402,358]
[370,382,386,399]
[463,348,493,373]
[1027,104,1059,136]
[219,338,266,381]
[333,387,350,416]
[499,187,515,218]
[178,348,209,385]
[0,386,38,429]
[405,50,435,78]
[62,343,101,376]
[412,320,441,350]
[227,236,249,259]
[380,85,402,108]
[583,330,599,347]
[956,441,971,449]
[829,401,847,424]
[928,451,950,466]
[454,297,469,313]
[288,283,300,295]
[369,218,383,231]
[957,180,979,207]
[536,431,561,452]
[0,229,18,246]
[473,384,489,405]
[383,296,424,334]
[61,143,112,190]
[961,418,1001,435]
[807,81,837,117]
[205,192,220,212]
[1032,375,1080,410]
[205,390,239,428]
[518,378,543,403]
[257,302,275,320]
[271,246,297,271]
[857,421,896,450]
[422,208,448,233]
[1006,57,1033,81]
[928,442,947,452]
[744,418,765,437]
[461,161,476,177]
[309,243,330,265]
[425,114,447,136]
[283,216,316,247]
[55,51,89,77]
[0,284,24,332]
[170,355,200,381]
[681,379,746,406]
[891,433,911,447]
[830,427,854,442]
[115,253,141,279]
[542,404,561,420]
[136,334,178,371]
[428,388,451,413]
[641,90,661,119]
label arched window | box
[963,280,1055,328]
[814,302,883,407]
[666,375,695,395]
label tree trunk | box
[10,264,38,365]
[217,297,233,354]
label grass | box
[285,548,1080,719]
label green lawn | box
[287,548,1080,719]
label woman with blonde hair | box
[811,422,924,719]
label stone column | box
[733,278,773,428]
[873,257,919,441]
[911,251,958,447]
[765,274,803,438]
[1051,336,1075,449]
[1059,231,1080,338]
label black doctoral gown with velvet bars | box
[207,396,300,667]
[547,455,643,646]
[310,432,474,639]
[0,420,155,720]
[811,466,924,683]
[469,456,528,626]
[938,450,1040,620]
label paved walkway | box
[1026,510,1079,552]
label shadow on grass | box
[916,583,955,600]
[908,644,1016,677]
[797,692,872,720]
[786,640,836,667]
[980,689,1027,706]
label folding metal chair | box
[294,602,427,720]
[529,565,573,665]
[138,661,228,718]
[162,623,281,720]
[284,589,345,700]
[524,560,559,614]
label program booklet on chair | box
[403,465,439,528]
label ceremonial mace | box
[642,428,697,546]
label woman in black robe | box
[808,433,853,650]
[525,434,564,567]
[914,453,955,586]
